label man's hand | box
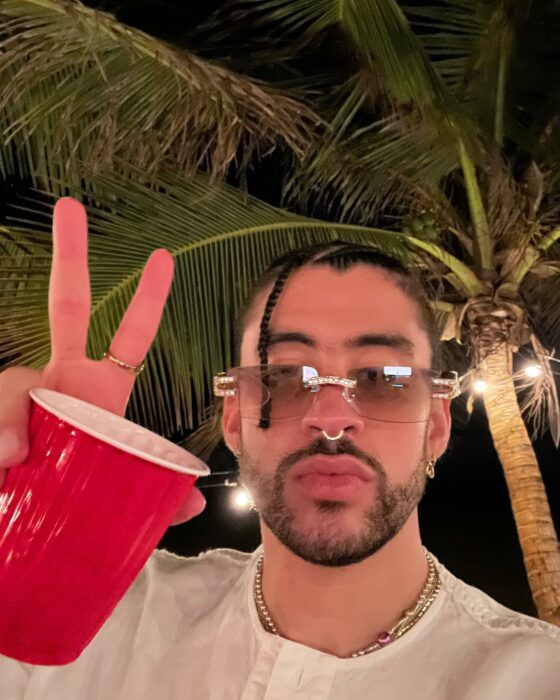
[0,197,206,522]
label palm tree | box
[1,0,559,624]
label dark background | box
[7,0,560,618]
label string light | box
[196,471,254,509]
[197,471,240,490]
[473,379,487,394]
[231,486,253,510]
[457,342,558,393]
[524,364,542,378]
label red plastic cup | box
[0,388,210,665]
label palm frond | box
[0,170,412,446]
[0,227,51,362]
[402,0,488,91]
[515,335,560,447]
[521,256,560,352]
[403,1,516,141]
[254,0,455,111]
[181,403,224,463]
[197,1,484,224]
[0,0,319,195]
[285,109,463,223]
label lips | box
[292,456,374,482]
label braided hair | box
[256,259,307,428]
[237,241,440,430]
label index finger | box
[48,198,91,362]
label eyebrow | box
[267,331,415,355]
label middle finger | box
[107,248,174,368]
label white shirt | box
[2,545,560,699]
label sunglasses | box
[214,364,460,424]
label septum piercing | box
[322,429,345,441]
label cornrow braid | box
[257,259,308,428]
[255,242,358,428]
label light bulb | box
[473,379,487,394]
[524,364,542,378]
[232,487,252,510]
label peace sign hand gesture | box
[0,198,206,522]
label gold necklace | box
[253,548,441,658]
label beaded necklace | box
[253,549,441,658]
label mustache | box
[279,435,381,476]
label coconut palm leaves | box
[0,0,319,196]
[228,0,559,227]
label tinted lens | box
[235,365,312,420]
[348,367,433,422]
[232,365,435,423]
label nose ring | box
[322,429,345,441]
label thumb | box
[0,427,27,468]
[169,486,207,526]
[0,367,44,468]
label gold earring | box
[425,457,436,479]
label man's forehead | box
[254,264,409,314]
[241,264,431,364]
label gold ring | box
[322,430,344,441]
[102,349,145,376]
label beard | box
[238,433,428,568]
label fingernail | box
[0,428,22,462]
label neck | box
[258,514,429,658]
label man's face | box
[222,264,451,567]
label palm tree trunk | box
[480,342,560,625]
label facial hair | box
[238,434,428,568]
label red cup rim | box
[29,388,211,478]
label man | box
[0,198,559,699]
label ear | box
[427,398,452,459]
[222,396,241,456]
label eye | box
[350,367,412,401]
[263,366,304,396]
[353,367,382,384]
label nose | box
[300,384,365,440]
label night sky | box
[46,0,560,618]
